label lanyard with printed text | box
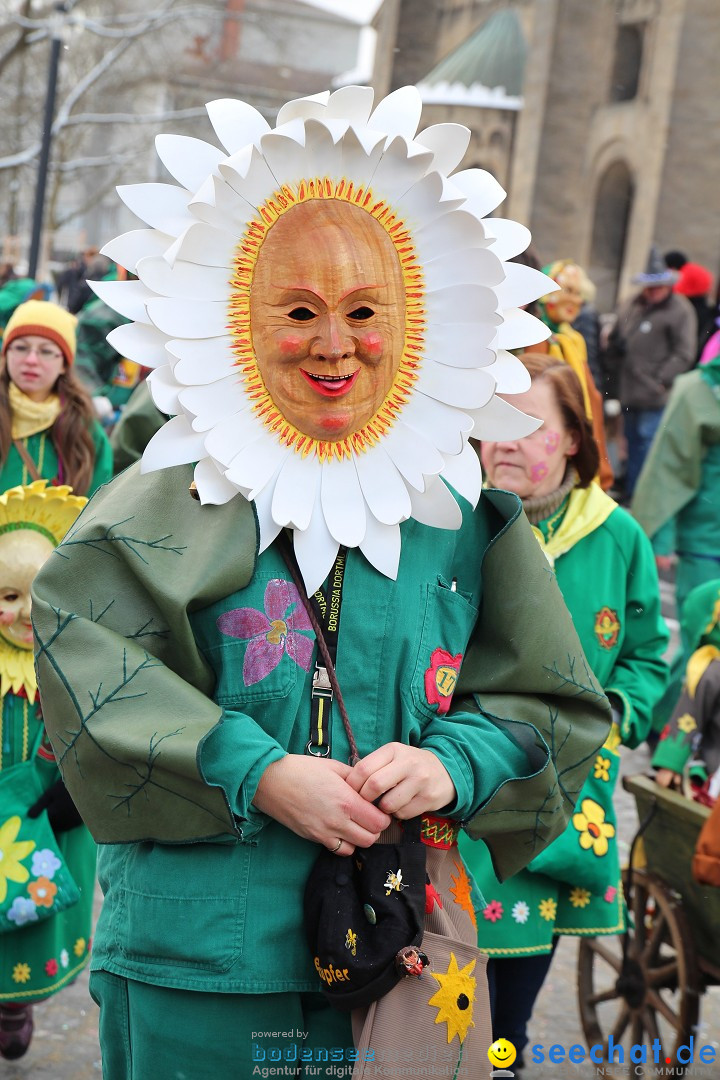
[306,547,347,757]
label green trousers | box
[90,971,354,1079]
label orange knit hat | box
[2,300,77,366]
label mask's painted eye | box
[288,307,317,322]
[2,593,19,603]
[347,306,375,321]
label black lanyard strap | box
[307,548,346,757]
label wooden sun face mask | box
[249,200,406,442]
[545,264,583,325]
[0,530,54,650]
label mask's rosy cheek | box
[357,331,384,359]
[0,607,15,626]
[277,334,306,358]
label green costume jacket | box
[1,423,113,497]
[461,485,669,953]
[32,464,609,993]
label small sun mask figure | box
[250,199,405,443]
[0,530,55,650]
[544,262,584,326]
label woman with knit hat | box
[0,300,112,496]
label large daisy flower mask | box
[95,86,556,591]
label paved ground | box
[8,576,719,1078]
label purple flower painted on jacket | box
[217,579,314,686]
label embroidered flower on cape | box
[59,948,69,969]
[28,876,57,908]
[94,86,555,592]
[482,900,503,923]
[217,578,313,685]
[31,848,62,880]
[12,963,31,984]
[572,798,616,858]
[593,755,611,782]
[7,896,38,927]
[450,860,477,929]
[569,886,592,908]
[73,937,86,957]
[604,885,618,904]
[0,815,35,903]
[538,897,557,922]
[45,958,59,976]
[511,900,529,924]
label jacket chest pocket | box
[409,581,479,721]
[195,573,316,706]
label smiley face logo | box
[488,1038,517,1069]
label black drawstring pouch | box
[303,817,427,1012]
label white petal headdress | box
[96,86,556,591]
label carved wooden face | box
[544,264,583,325]
[249,200,406,442]
[0,530,54,650]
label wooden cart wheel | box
[577,869,700,1076]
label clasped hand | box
[253,743,455,856]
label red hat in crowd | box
[674,262,714,298]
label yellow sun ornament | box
[572,797,616,857]
[0,816,35,903]
[677,713,697,734]
[427,952,476,1044]
[449,859,477,930]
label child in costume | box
[0,300,112,495]
[0,481,94,1060]
[33,87,610,1080]
[460,353,668,1065]
[653,579,720,801]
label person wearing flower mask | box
[33,88,610,1079]
[0,300,112,496]
[460,352,668,1067]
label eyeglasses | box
[7,342,64,362]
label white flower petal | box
[327,85,374,125]
[397,172,463,232]
[259,126,308,187]
[302,119,344,181]
[496,308,549,351]
[136,256,229,302]
[424,247,504,290]
[484,218,532,261]
[271,451,320,531]
[155,135,226,195]
[101,229,172,273]
[415,123,470,175]
[450,168,507,219]
[368,136,432,204]
[414,211,487,263]
[360,515,401,581]
[203,406,263,467]
[146,297,229,339]
[382,422,444,491]
[424,325,494,370]
[220,145,278,209]
[166,336,236,386]
[369,86,422,141]
[106,323,169,369]
[225,433,287,500]
[439,442,482,507]
[355,445,411,525]
[292,506,338,595]
[467,395,541,441]
[485,350,532,395]
[168,222,238,268]
[339,125,386,190]
[409,476,462,530]
[426,284,500,324]
[193,457,238,505]
[189,174,255,233]
[206,98,271,154]
[495,263,558,310]
[117,183,193,236]
[253,471,283,554]
[401,392,472,456]
[177,374,246,431]
[321,456,366,548]
[417,359,495,410]
[146,366,182,415]
[141,413,206,472]
[90,279,153,324]
[276,91,330,126]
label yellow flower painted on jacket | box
[572,798,615,857]
[12,963,31,984]
[569,886,592,908]
[593,755,611,781]
[0,816,35,903]
[538,897,557,921]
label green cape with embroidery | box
[32,463,609,881]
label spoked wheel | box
[577,870,700,1077]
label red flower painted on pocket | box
[424,648,462,715]
[217,579,314,686]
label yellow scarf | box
[686,644,720,699]
[9,381,61,439]
[531,482,617,564]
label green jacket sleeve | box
[455,489,612,882]
[32,462,259,845]
[89,421,114,494]
[110,380,165,475]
